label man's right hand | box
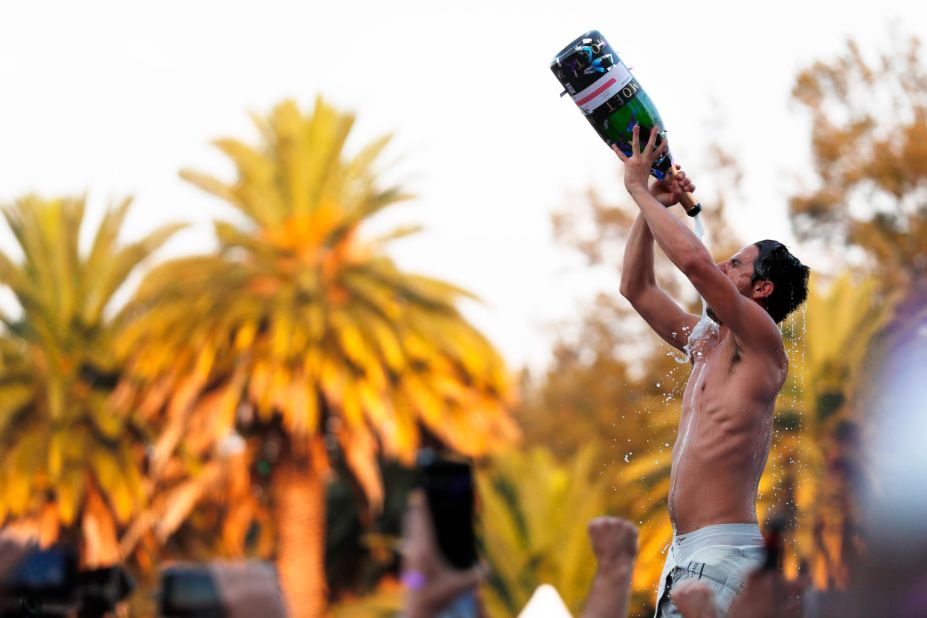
[650,167,695,208]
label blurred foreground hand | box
[583,516,638,618]
[727,569,807,618]
[400,490,485,618]
[672,580,719,618]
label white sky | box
[1,1,924,372]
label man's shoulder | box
[728,331,787,385]
[733,308,786,352]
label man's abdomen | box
[669,437,766,534]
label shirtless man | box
[613,126,810,617]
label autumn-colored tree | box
[116,98,518,617]
[786,28,927,587]
[759,272,897,588]
[790,30,927,298]
[0,195,182,566]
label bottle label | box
[571,62,633,114]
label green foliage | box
[476,447,607,617]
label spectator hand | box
[587,516,638,573]
[400,490,485,618]
[582,517,638,618]
[671,580,719,618]
[728,569,807,618]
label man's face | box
[706,245,765,323]
[717,245,761,297]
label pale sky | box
[1,1,924,372]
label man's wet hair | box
[751,240,810,323]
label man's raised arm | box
[620,188,699,353]
[615,126,781,353]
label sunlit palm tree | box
[116,97,518,617]
[0,195,182,566]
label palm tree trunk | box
[272,455,327,618]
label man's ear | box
[753,280,774,300]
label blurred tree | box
[0,195,182,566]
[790,30,927,299]
[516,297,684,612]
[786,28,927,588]
[115,98,518,617]
[762,272,897,588]
[324,461,417,600]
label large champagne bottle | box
[550,30,701,216]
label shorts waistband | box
[672,523,763,563]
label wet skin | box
[661,247,785,534]
[669,274,787,534]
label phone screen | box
[418,451,478,570]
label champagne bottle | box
[550,30,701,216]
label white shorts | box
[653,523,765,618]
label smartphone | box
[417,449,478,571]
[417,450,479,618]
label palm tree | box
[0,195,183,566]
[116,97,519,616]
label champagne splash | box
[693,211,705,240]
[692,212,707,318]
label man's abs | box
[669,366,775,533]
[669,441,768,534]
